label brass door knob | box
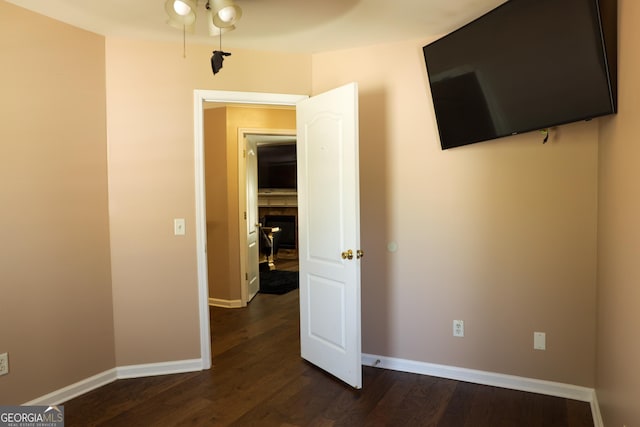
[341,249,354,260]
[357,249,364,259]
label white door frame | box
[238,128,297,307]
[193,90,308,368]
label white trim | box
[116,358,204,379]
[591,390,604,427]
[193,90,308,372]
[194,91,212,371]
[25,353,604,424]
[363,354,603,425]
[23,359,205,405]
[196,91,308,106]
[237,127,297,307]
[23,368,118,406]
[362,353,595,402]
[209,297,243,308]
[238,127,248,307]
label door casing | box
[238,129,297,306]
[194,90,308,369]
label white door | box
[296,82,362,389]
[245,137,260,302]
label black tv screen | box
[257,144,297,190]
[423,0,617,150]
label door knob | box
[341,249,353,260]
[357,249,364,259]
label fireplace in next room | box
[263,214,297,256]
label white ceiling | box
[6,0,507,54]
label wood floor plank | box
[567,399,595,427]
[228,368,336,426]
[362,372,417,426]
[436,381,477,426]
[465,384,528,427]
[62,289,594,427]
[63,372,201,426]
[319,367,393,426]
[400,376,458,426]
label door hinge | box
[245,272,248,280]
[243,149,246,158]
[244,211,247,220]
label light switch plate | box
[174,218,186,236]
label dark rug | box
[259,270,299,295]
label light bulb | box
[173,0,192,16]
[217,6,237,23]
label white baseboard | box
[23,358,205,406]
[362,354,600,411]
[24,352,604,426]
[23,368,118,406]
[209,298,243,308]
[117,358,204,379]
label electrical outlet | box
[453,320,464,337]
[534,332,546,350]
[0,353,8,376]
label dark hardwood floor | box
[272,257,299,272]
[63,276,593,426]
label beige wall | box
[596,0,640,424]
[313,40,599,386]
[105,38,311,365]
[204,107,231,301]
[0,2,114,404]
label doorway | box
[195,85,363,389]
[240,131,298,304]
[194,90,308,368]
[201,107,298,308]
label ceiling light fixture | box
[165,0,242,33]
[207,9,235,36]
[209,0,242,28]
[172,0,192,15]
[165,0,197,31]
[165,0,240,73]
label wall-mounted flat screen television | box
[257,143,297,191]
[423,0,617,150]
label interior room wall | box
[596,0,640,424]
[0,1,115,404]
[105,38,310,366]
[312,39,599,387]
[204,107,231,301]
